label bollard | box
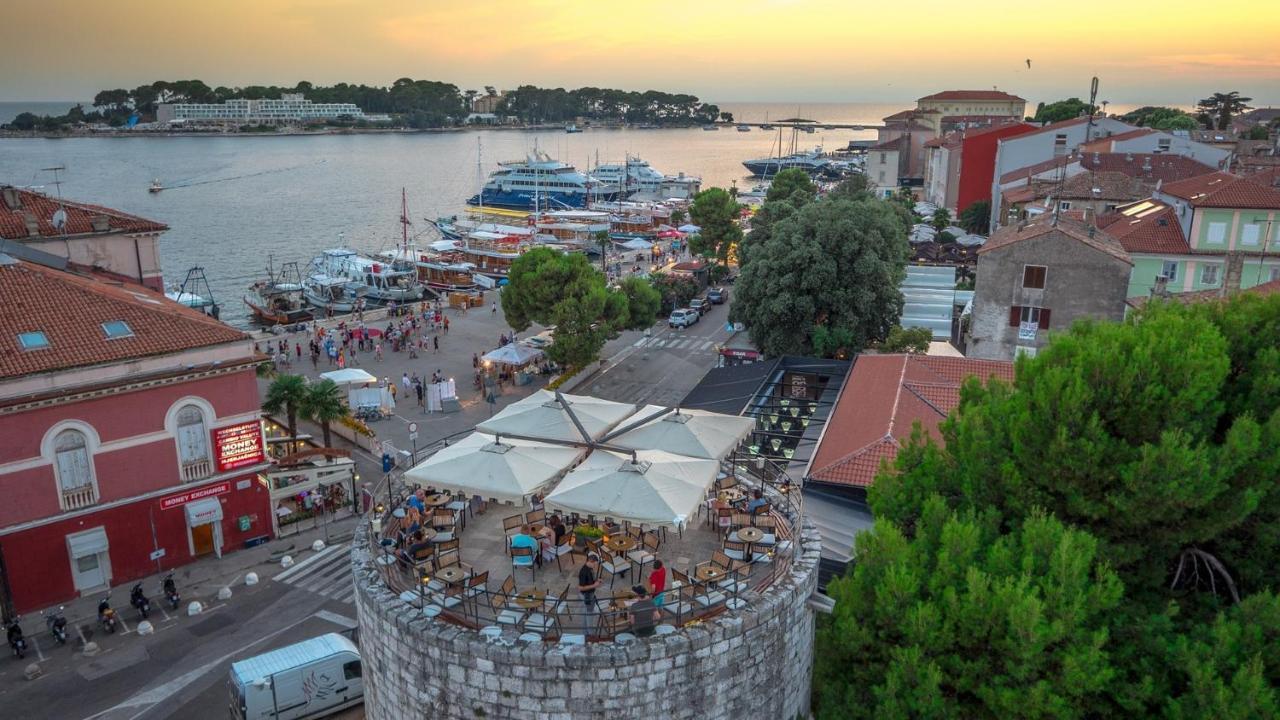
[217,586,233,601]
[137,620,154,636]
[280,555,294,569]
[81,641,101,657]
[187,601,203,616]
[24,663,42,680]
[311,539,326,552]
[245,572,259,586]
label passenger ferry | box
[466,151,616,211]
[589,157,702,201]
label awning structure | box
[403,433,584,506]
[477,390,636,443]
[67,527,109,558]
[185,497,223,525]
[482,344,544,367]
[319,368,378,386]
[543,449,718,528]
[604,405,756,460]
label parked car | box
[689,297,708,316]
[668,309,699,328]
[707,287,727,304]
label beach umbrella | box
[603,405,755,460]
[619,238,654,250]
[477,390,637,443]
[404,433,584,506]
[543,449,718,528]
[482,344,544,367]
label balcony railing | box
[61,484,98,511]
[181,457,213,483]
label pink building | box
[0,254,271,613]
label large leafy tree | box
[262,374,310,452]
[617,276,661,328]
[302,378,348,448]
[688,187,742,263]
[764,168,816,204]
[815,502,1124,719]
[1197,92,1253,130]
[959,200,991,235]
[731,196,909,356]
[1121,105,1200,131]
[1033,98,1094,123]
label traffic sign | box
[149,548,167,561]
[409,432,418,442]
[407,422,418,434]
[382,453,392,473]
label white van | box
[228,633,363,720]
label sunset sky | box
[5,0,1278,107]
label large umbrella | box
[603,405,755,460]
[619,238,653,250]
[677,224,701,234]
[404,433,584,505]
[543,449,718,528]
[477,390,637,443]
[319,368,378,386]
[482,344,544,367]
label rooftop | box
[1078,128,1159,152]
[1079,152,1216,183]
[1159,171,1280,209]
[806,354,1013,487]
[1129,278,1280,308]
[1055,170,1153,201]
[1096,200,1191,254]
[0,185,168,240]
[978,217,1133,265]
[918,90,1026,103]
[0,258,247,380]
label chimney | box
[90,215,110,232]
[22,211,40,237]
[1,186,20,210]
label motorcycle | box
[43,607,68,645]
[98,597,117,634]
[163,574,180,611]
[6,617,25,660]
[130,583,151,620]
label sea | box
[0,100,1153,328]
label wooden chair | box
[511,546,537,580]
[664,583,697,622]
[426,553,468,592]
[525,508,546,526]
[549,534,576,572]
[627,533,660,578]
[522,584,568,637]
[493,575,526,626]
[723,540,749,563]
[464,570,489,599]
[597,549,628,589]
[502,514,525,555]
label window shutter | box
[1009,306,1021,327]
[57,448,91,491]
[1038,308,1052,330]
[178,423,208,463]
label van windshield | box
[228,679,245,719]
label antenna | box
[41,165,68,235]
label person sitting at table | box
[510,524,541,567]
[407,491,425,515]
[745,488,768,515]
[399,531,430,569]
[533,522,556,557]
[628,585,659,638]
[549,515,568,546]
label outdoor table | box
[736,526,764,558]
[603,536,638,554]
[512,589,547,609]
[719,488,745,503]
[418,527,439,542]
[425,493,451,507]
[695,565,726,583]
[435,566,468,584]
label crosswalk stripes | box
[698,340,713,350]
[274,542,355,604]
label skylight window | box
[102,320,134,339]
[18,331,49,350]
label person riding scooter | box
[130,583,150,620]
[6,617,25,659]
[163,574,180,611]
[98,596,117,633]
[43,607,67,645]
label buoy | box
[187,601,203,616]
[245,572,259,586]
[137,620,154,636]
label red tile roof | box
[883,109,921,122]
[807,355,1014,487]
[1079,153,1216,183]
[870,137,904,151]
[918,90,1026,103]
[0,259,247,380]
[1159,171,1280,209]
[0,186,168,240]
[1056,170,1153,201]
[1096,200,1191,254]
[960,121,1035,139]
[979,217,1132,265]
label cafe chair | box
[524,508,546,526]
[665,583,697,622]
[502,514,525,555]
[598,549,628,589]
[464,571,489,599]
[722,540,749,563]
[549,536,576,572]
[627,533,660,577]
[511,546,537,580]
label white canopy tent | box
[677,224,701,234]
[604,405,756,460]
[618,238,653,251]
[482,344,544,367]
[477,390,636,443]
[543,449,718,528]
[319,368,378,386]
[404,433,585,506]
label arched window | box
[54,429,94,493]
[176,405,211,480]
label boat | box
[738,183,771,205]
[381,245,479,293]
[589,156,702,201]
[165,266,221,319]
[301,271,363,314]
[564,123,582,133]
[149,179,164,193]
[243,261,311,325]
[310,247,424,307]
[702,125,719,131]
[465,151,615,211]
[736,125,751,132]
[742,148,832,177]
[460,232,530,279]
[760,124,775,130]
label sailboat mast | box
[401,187,409,252]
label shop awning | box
[186,497,224,525]
[67,527,109,558]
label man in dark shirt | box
[628,586,658,637]
[578,553,601,634]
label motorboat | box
[742,148,832,177]
[301,271,363,314]
[309,247,424,307]
[165,266,221,319]
[148,179,164,193]
[736,125,751,132]
[466,151,614,211]
[564,123,582,133]
[701,125,719,131]
[589,156,702,200]
[244,261,311,325]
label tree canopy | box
[1120,105,1200,131]
[1032,98,1094,124]
[959,200,991,235]
[876,326,933,354]
[501,247,653,369]
[731,195,909,357]
[764,168,817,205]
[687,187,743,263]
[817,294,1280,718]
[497,85,721,125]
[1197,92,1252,130]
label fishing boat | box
[165,266,221,319]
[244,261,311,325]
[309,247,424,307]
[301,268,363,314]
[564,123,582,133]
[466,151,614,211]
[149,179,164,193]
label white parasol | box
[404,433,584,506]
[319,368,378,386]
[477,390,636,443]
[543,449,718,528]
[482,344,544,367]
[603,405,755,460]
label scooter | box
[130,583,151,620]
[43,606,68,645]
[6,617,25,660]
[163,574,180,611]
[98,596,117,634]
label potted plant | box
[573,524,604,549]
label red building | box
[955,123,1039,213]
[0,252,271,614]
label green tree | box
[731,196,909,356]
[1196,92,1252,130]
[617,276,661,329]
[877,326,933,354]
[301,378,348,448]
[1246,125,1270,141]
[764,168,816,205]
[826,174,873,202]
[1121,106,1199,131]
[649,273,698,314]
[262,374,310,452]
[959,200,992,235]
[814,503,1124,720]
[930,207,951,232]
[688,187,742,263]
[669,208,685,227]
[7,112,38,131]
[1033,97,1094,123]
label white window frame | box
[1014,345,1037,359]
[1161,260,1179,282]
[1240,223,1261,247]
[1201,264,1221,286]
[42,421,101,510]
[165,397,217,482]
[1206,221,1227,245]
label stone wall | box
[351,520,821,720]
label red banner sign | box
[160,481,230,510]
[213,421,265,473]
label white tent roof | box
[543,449,718,528]
[604,405,755,460]
[477,390,636,443]
[619,238,653,250]
[482,344,544,367]
[319,368,378,386]
[677,224,701,233]
[404,433,584,506]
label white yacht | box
[590,156,702,200]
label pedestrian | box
[491,301,497,315]
[295,342,302,360]
[433,335,439,354]
[579,554,602,632]
[415,379,425,408]
[375,342,383,362]
[388,380,397,404]
[401,373,411,398]
[337,350,346,370]
[443,316,450,334]
[472,353,479,369]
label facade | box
[157,93,389,125]
[914,90,1026,134]
[967,219,1133,360]
[1,185,168,292]
[0,256,271,613]
[923,122,1039,214]
[867,138,904,198]
[923,135,963,210]
[1079,129,1230,168]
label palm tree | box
[302,379,348,448]
[262,374,309,451]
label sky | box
[4,0,1278,107]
